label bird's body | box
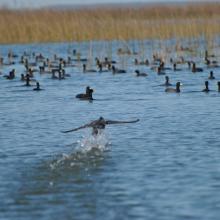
[165,82,181,93]
[62,117,139,136]
[202,81,210,92]
[76,86,94,100]
[135,70,148,77]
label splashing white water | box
[50,131,110,170]
[76,130,110,153]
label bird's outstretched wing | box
[61,118,139,133]
[61,123,91,133]
[105,119,139,125]
[61,118,102,133]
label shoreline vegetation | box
[0,3,220,44]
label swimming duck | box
[145,59,149,66]
[165,82,181,93]
[46,58,58,67]
[8,50,18,59]
[95,57,112,68]
[134,58,139,65]
[192,62,203,73]
[98,63,109,73]
[161,76,172,86]
[27,68,35,78]
[187,61,192,69]
[51,61,64,73]
[173,63,181,71]
[202,81,210,92]
[58,69,65,80]
[157,66,165,75]
[95,57,101,66]
[51,66,65,80]
[76,86,94,100]
[217,82,220,92]
[53,54,62,62]
[33,82,42,91]
[35,53,45,63]
[152,54,162,64]
[1,56,15,66]
[112,65,126,74]
[19,56,25,64]
[39,61,53,74]
[134,59,149,66]
[205,50,218,67]
[0,57,3,65]
[205,58,219,68]
[21,73,31,86]
[4,69,15,80]
[103,57,116,66]
[205,50,215,59]
[83,64,97,73]
[24,59,38,72]
[20,73,36,82]
[20,74,26,81]
[208,71,215,80]
[135,70,148,77]
[72,49,77,56]
[25,74,31,86]
[159,61,171,71]
[64,57,76,68]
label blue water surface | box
[0,39,220,220]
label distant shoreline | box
[45,1,209,10]
[1,1,218,10]
[0,2,220,44]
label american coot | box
[83,64,97,73]
[112,65,126,74]
[76,86,94,100]
[33,82,42,91]
[217,82,220,92]
[165,82,181,93]
[4,69,15,80]
[135,70,148,77]
[161,76,172,86]
[202,81,210,92]
[208,71,215,80]
[192,62,203,73]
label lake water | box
[1,39,220,220]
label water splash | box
[76,130,110,153]
[50,131,110,170]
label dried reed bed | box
[0,3,220,44]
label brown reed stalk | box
[0,3,220,44]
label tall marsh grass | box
[1,3,220,44]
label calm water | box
[1,39,220,220]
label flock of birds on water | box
[1,46,220,101]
